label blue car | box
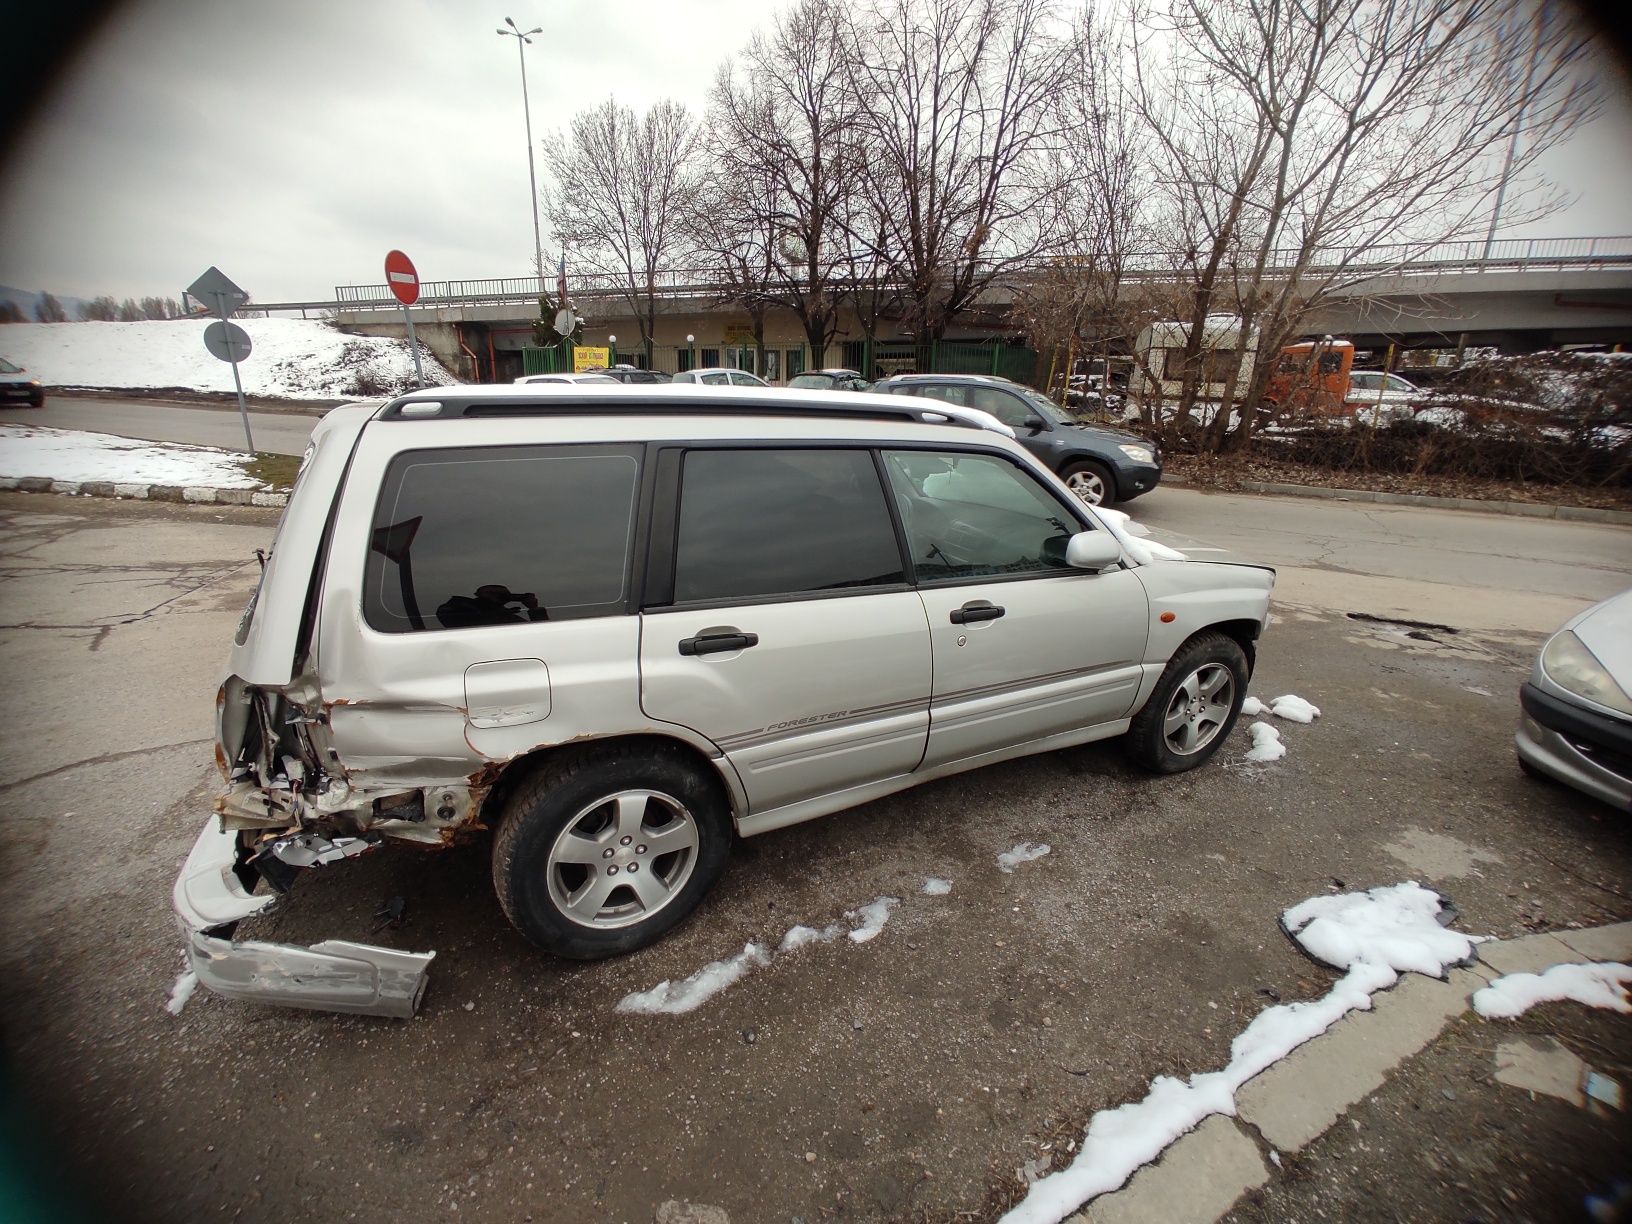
[870,373,1160,505]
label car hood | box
[0,369,33,384]
[1570,587,1632,680]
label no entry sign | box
[384,250,420,306]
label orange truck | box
[1263,339,1355,418]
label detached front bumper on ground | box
[171,816,435,1019]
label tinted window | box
[700,371,730,385]
[884,450,1080,581]
[788,373,828,389]
[672,449,904,603]
[364,444,641,633]
[965,385,1032,428]
[910,383,969,406]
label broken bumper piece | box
[172,816,434,1019]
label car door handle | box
[950,601,1005,625]
[679,630,760,657]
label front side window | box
[1349,373,1377,391]
[363,444,641,633]
[672,449,904,603]
[884,450,1081,582]
[965,386,1032,428]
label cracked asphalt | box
[0,486,1628,1224]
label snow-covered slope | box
[0,319,455,400]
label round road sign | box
[385,249,420,306]
[203,320,253,364]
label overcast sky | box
[1,0,1629,305]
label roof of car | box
[879,372,1015,385]
[377,381,1016,438]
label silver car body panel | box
[173,816,434,1019]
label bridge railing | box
[311,235,1632,315]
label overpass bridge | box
[244,235,1632,380]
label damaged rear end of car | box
[173,401,437,1019]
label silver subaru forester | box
[172,384,1274,1017]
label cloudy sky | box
[1,0,1629,305]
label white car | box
[671,367,770,387]
[1344,371,1420,423]
[512,372,619,385]
[1517,587,1632,811]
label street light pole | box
[498,17,546,284]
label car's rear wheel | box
[492,743,731,959]
[1125,631,1248,773]
[1061,460,1114,506]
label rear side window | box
[672,449,904,603]
[363,444,641,633]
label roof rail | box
[375,389,1016,438]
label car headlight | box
[1541,630,1632,716]
[1119,444,1154,464]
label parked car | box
[1344,370,1421,423]
[172,383,1272,1018]
[671,367,770,387]
[595,365,672,385]
[1516,587,1632,811]
[0,357,44,407]
[871,373,1161,505]
[512,371,620,385]
[788,368,870,392]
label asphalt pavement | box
[0,393,325,456]
[0,479,1628,1224]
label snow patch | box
[1472,962,1632,1019]
[1244,722,1285,762]
[998,842,1052,873]
[0,424,266,488]
[922,877,953,896]
[1241,696,1267,716]
[166,969,199,1017]
[1001,883,1473,1224]
[846,896,899,943]
[0,319,455,400]
[779,923,843,953]
[1093,507,1187,564]
[1269,694,1321,723]
[614,943,771,1015]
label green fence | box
[840,340,1039,385]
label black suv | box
[871,374,1160,505]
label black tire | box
[1125,631,1249,774]
[1060,459,1116,506]
[491,742,731,959]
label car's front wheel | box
[492,743,731,959]
[1125,631,1248,773]
[1061,459,1115,506]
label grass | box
[241,451,301,492]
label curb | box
[0,475,287,507]
[1066,920,1632,1224]
[1163,475,1632,525]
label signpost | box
[188,266,255,451]
[573,346,609,372]
[384,249,425,387]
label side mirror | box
[1022,415,1048,432]
[1065,531,1123,571]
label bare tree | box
[842,0,1078,339]
[1123,0,1597,450]
[689,163,781,372]
[33,292,66,323]
[79,295,118,322]
[0,301,25,324]
[542,98,703,361]
[708,0,861,365]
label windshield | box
[1016,386,1069,425]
